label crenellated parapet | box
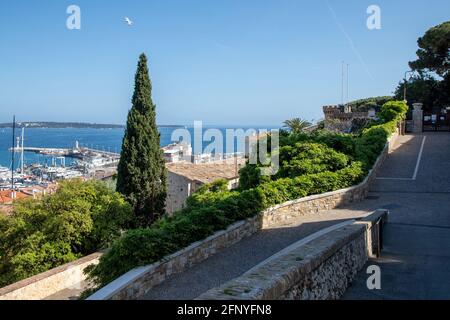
[322,104,373,133]
[323,104,369,120]
[322,105,343,118]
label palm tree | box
[283,118,313,133]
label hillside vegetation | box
[0,180,132,287]
[345,96,394,112]
[83,100,408,294]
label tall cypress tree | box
[116,53,167,226]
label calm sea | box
[0,126,277,168]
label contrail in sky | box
[325,0,375,81]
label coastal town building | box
[0,190,29,204]
[165,158,246,215]
[0,184,58,215]
[163,141,246,165]
[162,142,192,163]
[0,190,29,215]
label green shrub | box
[214,189,266,221]
[277,143,349,179]
[378,101,408,122]
[238,164,272,190]
[310,131,357,156]
[239,142,350,189]
[346,96,394,112]
[279,131,311,147]
[85,227,178,286]
[354,100,407,169]
[186,179,231,207]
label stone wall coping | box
[159,219,252,262]
[196,222,368,300]
[87,218,256,300]
[87,265,150,300]
[0,251,103,296]
[240,220,356,277]
[356,209,389,225]
[264,184,360,213]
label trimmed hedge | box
[84,100,408,293]
[354,101,407,169]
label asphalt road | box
[343,132,450,299]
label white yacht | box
[0,166,10,182]
[0,166,9,174]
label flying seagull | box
[124,17,133,26]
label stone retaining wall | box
[87,130,399,300]
[197,210,388,300]
[0,252,102,300]
[88,217,263,300]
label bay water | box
[0,126,277,169]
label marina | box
[1,125,121,192]
[0,123,259,210]
[0,127,248,191]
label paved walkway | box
[144,209,369,300]
[343,132,450,299]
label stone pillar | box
[412,103,423,133]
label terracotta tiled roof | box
[0,190,30,204]
[167,159,246,184]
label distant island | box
[0,122,185,129]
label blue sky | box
[0,0,449,126]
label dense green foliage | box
[276,143,349,179]
[84,101,408,293]
[345,96,393,112]
[237,164,271,190]
[353,101,408,169]
[409,21,450,80]
[116,54,167,226]
[394,75,444,111]
[378,100,409,123]
[403,21,450,110]
[282,118,313,133]
[0,180,132,287]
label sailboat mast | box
[11,116,15,191]
[21,127,25,173]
